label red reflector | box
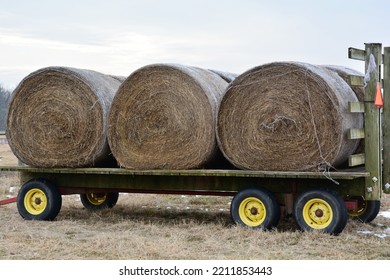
[344,200,358,211]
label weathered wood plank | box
[348,153,365,167]
[348,75,365,87]
[348,128,365,139]
[348,101,365,113]
[348,47,366,61]
[0,165,370,180]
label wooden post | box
[383,47,390,193]
[364,43,382,200]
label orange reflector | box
[375,82,383,109]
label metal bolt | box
[367,187,373,193]
[372,177,378,183]
[385,183,390,191]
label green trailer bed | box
[0,165,370,198]
[0,165,370,179]
[0,163,371,235]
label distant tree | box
[0,84,11,132]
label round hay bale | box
[217,62,363,171]
[108,63,228,169]
[6,66,123,167]
[324,65,365,154]
[324,65,364,101]
[209,70,238,83]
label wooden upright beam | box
[364,43,382,200]
[383,46,390,194]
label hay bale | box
[6,66,124,167]
[324,65,365,154]
[324,65,364,101]
[216,62,363,171]
[108,63,228,169]
[209,70,238,83]
[109,75,127,83]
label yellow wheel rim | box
[86,193,107,206]
[238,197,266,227]
[24,188,47,215]
[348,196,366,217]
[302,198,333,229]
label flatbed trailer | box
[1,43,389,235]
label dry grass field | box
[1,142,390,260]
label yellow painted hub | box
[24,188,47,215]
[238,197,266,227]
[86,193,107,206]
[302,198,333,229]
[348,196,366,217]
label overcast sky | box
[1,0,389,89]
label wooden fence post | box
[364,43,382,200]
[382,46,390,193]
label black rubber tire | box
[80,192,119,210]
[349,199,380,223]
[17,178,62,221]
[293,189,347,235]
[231,187,280,230]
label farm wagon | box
[1,43,389,235]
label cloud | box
[2,0,390,87]
[0,28,107,53]
[0,27,232,86]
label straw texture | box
[324,65,364,101]
[325,65,365,154]
[216,62,363,171]
[209,70,238,83]
[6,66,124,167]
[108,63,228,169]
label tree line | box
[0,84,12,132]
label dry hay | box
[324,66,365,153]
[209,70,238,83]
[108,63,228,169]
[6,67,124,167]
[216,62,363,171]
[324,65,364,101]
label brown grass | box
[0,143,18,166]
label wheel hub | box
[315,209,324,217]
[303,198,333,229]
[238,197,266,227]
[24,188,48,215]
[250,207,259,215]
[87,193,107,205]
